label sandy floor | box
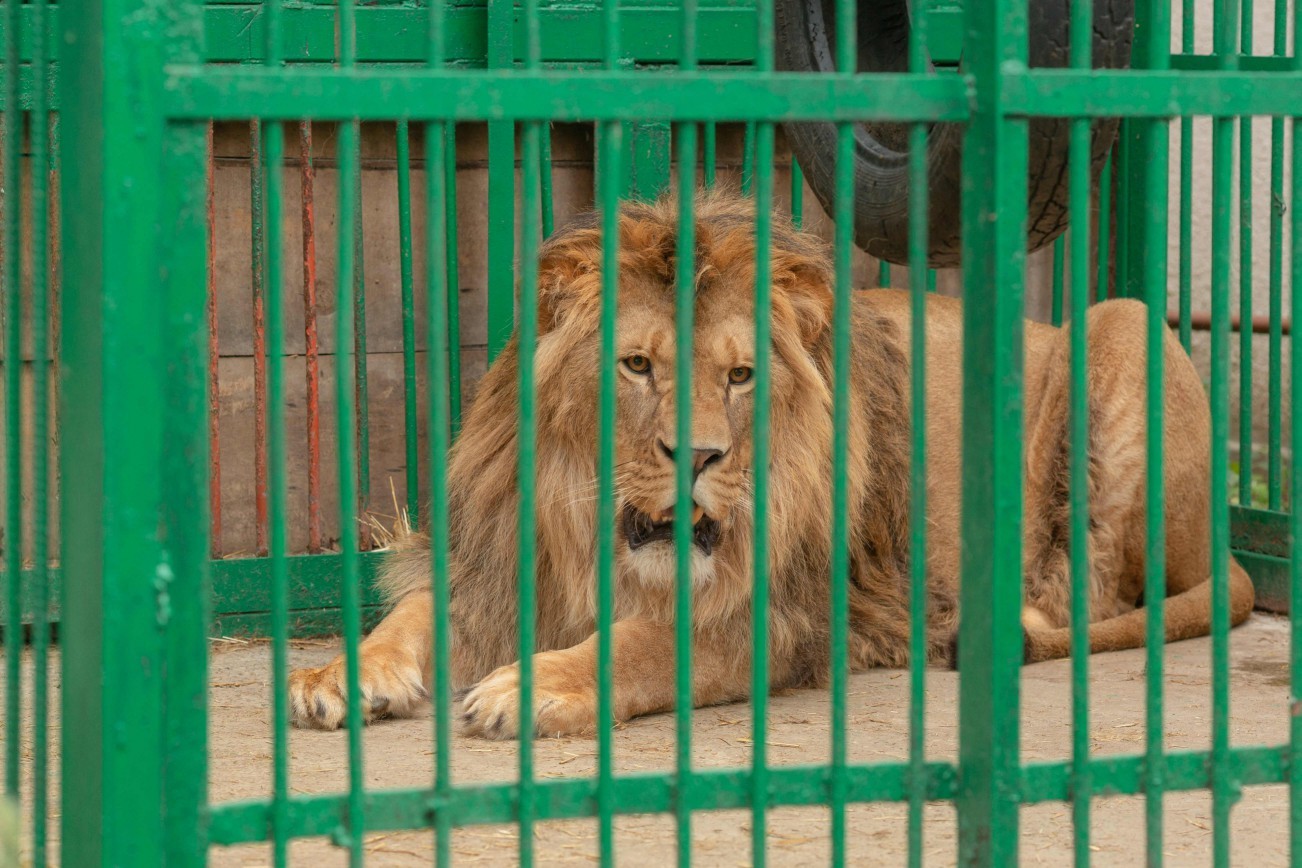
[8,615,1297,866]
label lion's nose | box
[657,439,727,477]
[692,447,725,474]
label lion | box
[289,189,1254,738]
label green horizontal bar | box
[161,68,972,121]
[0,552,386,632]
[209,742,1290,847]
[2,5,757,65]
[211,606,385,639]
[205,762,961,846]
[1230,505,1291,559]
[1006,70,1302,117]
[1236,551,1290,614]
[1020,744,1286,803]
[1171,54,1296,71]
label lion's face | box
[610,273,764,584]
[533,193,835,590]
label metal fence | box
[1,0,1300,862]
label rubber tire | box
[774,0,1134,267]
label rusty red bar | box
[1168,310,1292,336]
[301,120,322,553]
[250,120,270,556]
[208,121,223,558]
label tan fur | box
[288,189,1253,737]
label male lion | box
[289,189,1254,738]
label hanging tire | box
[774,0,1133,267]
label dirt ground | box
[9,614,1297,866]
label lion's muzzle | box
[622,502,722,556]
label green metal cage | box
[0,0,1299,862]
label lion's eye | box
[728,366,754,385]
[624,355,652,375]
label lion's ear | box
[773,235,835,348]
[535,222,603,335]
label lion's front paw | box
[289,646,428,730]
[460,653,596,740]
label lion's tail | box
[1022,557,1255,664]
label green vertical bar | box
[877,260,891,288]
[159,118,211,868]
[741,121,756,194]
[3,0,23,800]
[444,123,463,438]
[158,1,208,860]
[1265,0,1285,510]
[1289,21,1302,856]
[1139,0,1172,851]
[627,122,672,201]
[751,6,775,864]
[1068,118,1092,868]
[702,123,716,187]
[750,124,774,862]
[262,0,288,860]
[1096,153,1111,301]
[596,2,621,864]
[518,119,541,867]
[828,0,856,861]
[1051,237,1065,327]
[426,5,452,865]
[517,0,544,856]
[957,0,1028,858]
[540,125,554,238]
[1066,1,1094,863]
[1177,0,1194,352]
[29,0,52,855]
[1210,112,1235,868]
[397,121,419,524]
[905,8,929,868]
[674,2,698,862]
[352,168,371,546]
[1114,127,1131,297]
[1116,0,1168,310]
[1178,117,1193,352]
[789,159,803,228]
[337,0,364,858]
[1236,0,1253,506]
[673,123,697,868]
[486,0,515,361]
[58,0,184,851]
[1211,0,1238,861]
[251,118,267,552]
[829,120,853,868]
[595,118,622,868]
